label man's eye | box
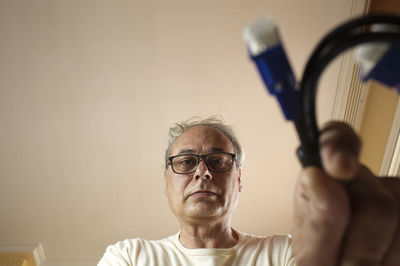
[210,158,224,165]
[181,159,194,165]
[177,157,196,166]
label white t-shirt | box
[98,230,295,266]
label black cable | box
[303,14,400,82]
[295,15,400,167]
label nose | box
[194,159,212,180]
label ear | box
[237,168,242,192]
[164,169,169,197]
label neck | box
[178,221,238,249]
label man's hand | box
[292,121,400,266]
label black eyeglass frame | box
[167,152,236,174]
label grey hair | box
[164,116,244,169]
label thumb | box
[319,121,361,181]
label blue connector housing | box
[365,45,400,92]
[250,44,302,120]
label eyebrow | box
[176,147,226,155]
[176,149,196,155]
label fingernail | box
[329,150,358,181]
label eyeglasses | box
[168,152,236,174]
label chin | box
[186,204,223,219]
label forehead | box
[171,126,234,154]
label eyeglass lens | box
[171,153,233,174]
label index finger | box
[340,168,399,266]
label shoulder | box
[98,234,178,266]
[235,231,294,266]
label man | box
[98,117,400,266]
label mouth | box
[189,190,218,198]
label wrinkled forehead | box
[171,126,234,155]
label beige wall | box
[0,0,360,261]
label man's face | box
[165,126,242,225]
